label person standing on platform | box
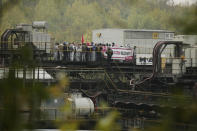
[69,42,75,62]
[75,44,81,62]
[54,43,59,61]
[106,47,113,63]
[91,43,96,62]
[63,42,69,61]
[82,43,87,62]
[98,44,103,63]
[87,45,92,62]
[133,46,136,64]
[59,43,64,61]
[112,42,115,47]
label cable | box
[131,41,183,87]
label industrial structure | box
[92,29,174,46]
[92,29,176,63]
[0,23,197,130]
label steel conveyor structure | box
[0,24,197,130]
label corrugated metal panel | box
[185,48,192,67]
[191,48,197,67]
[38,32,42,42]
[25,33,30,42]
[165,33,174,40]
[46,43,51,53]
[159,33,165,39]
[172,59,185,74]
[46,34,51,42]
[21,25,32,31]
[32,32,37,43]
[41,33,45,42]
[124,31,168,40]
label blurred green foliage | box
[0,45,49,131]
[96,111,120,131]
[146,93,197,131]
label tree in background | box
[1,0,196,42]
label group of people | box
[53,42,114,63]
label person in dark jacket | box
[82,43,87,62]
[63,42,69,61]
[97,44,103,63]
[106,47,113,63]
